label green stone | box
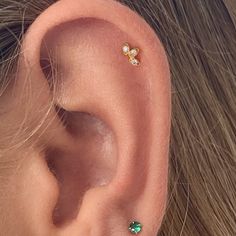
[128,221,143,234]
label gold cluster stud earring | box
[122,42,140,66]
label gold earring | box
[122,43,140,66]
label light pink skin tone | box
[0,0,171,235]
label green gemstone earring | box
[128,221,143,234]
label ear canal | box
[45,110,118,226]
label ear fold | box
[13,0,172,235]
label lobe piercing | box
[128,221,143,234]
[122,43,140,66]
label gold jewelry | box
[122,43,140,66]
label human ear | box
[14,0,171,235]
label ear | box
[15,0,171,235]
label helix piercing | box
[122,43,140,66]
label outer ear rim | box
[21,0,166,72]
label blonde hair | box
[0,0,236,235]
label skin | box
[0,0,171,235]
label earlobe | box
[17,0,171,235]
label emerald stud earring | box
[122,42,140,66]
[128,221,143,234]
